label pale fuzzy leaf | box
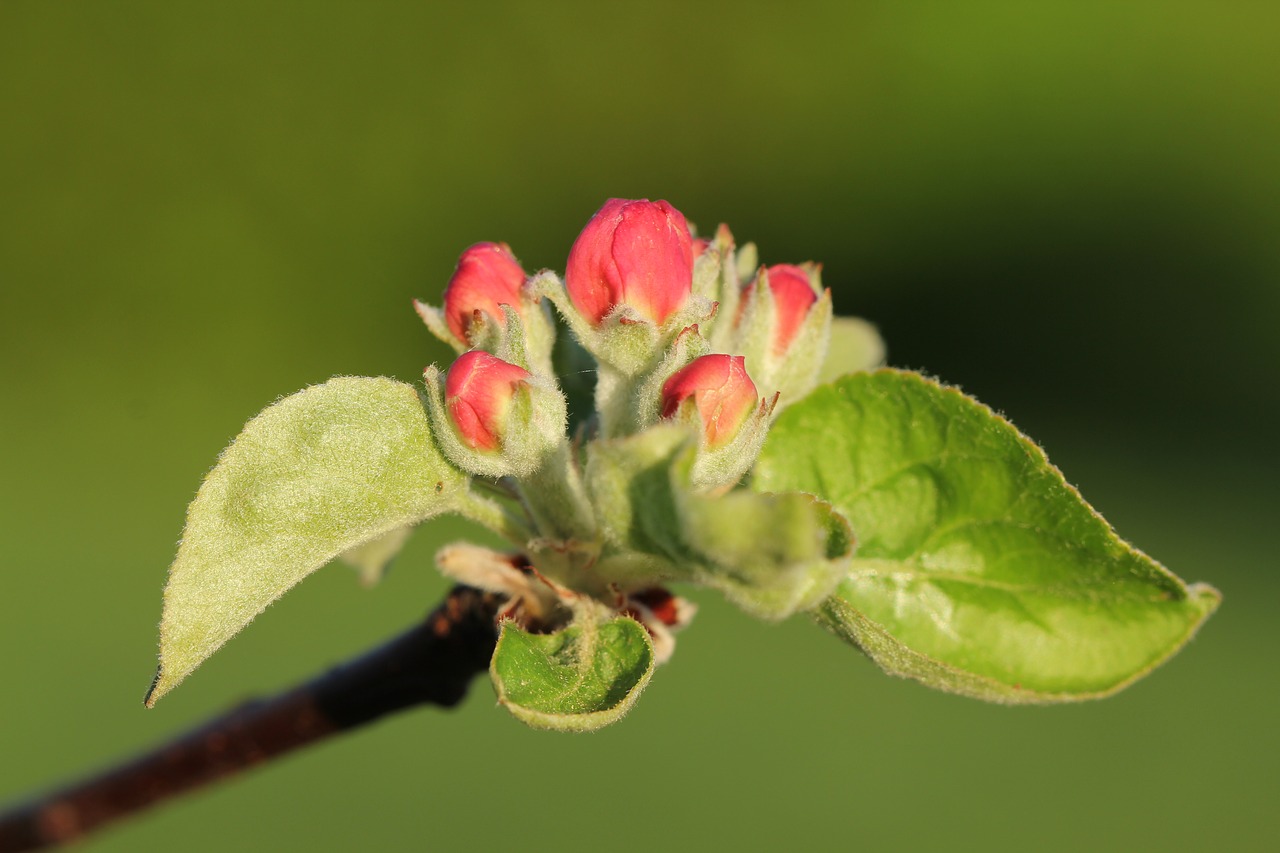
[754,369,1219,702]
[490,610,655,732]
[148,376,467,705]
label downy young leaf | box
[490,609,655,732]
[584,425,853,618]
[681,486,854,620]
[147,376,468,705]
[753,369,1220,703]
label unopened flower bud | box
[660,355,758,449]
[565,198,694,326]
[442,242,527,343]
[445,350,532,451]
[744,264,819,355]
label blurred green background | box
[2,2,1276,850]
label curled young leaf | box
[147,377,468,706]
[583,425,853,618]
[754,369,1220,703]
[490,609,655,732]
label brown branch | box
[0,585,502,853]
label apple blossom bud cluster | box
[414,196,836,609]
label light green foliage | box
[754,369,1219,702]
[585,425,853,618]
[682,486,853,619]
[817,316,886,384]
[147,377,467,705]
[490,609,655,732]
[339,526,413,586]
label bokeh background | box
[2,2,1276,850]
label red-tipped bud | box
[745,264,819,355]
[565,198,694,326]
[691,237,712,258]
[445,350,532,451]
[442,242,527,342]
[660,355,758,449]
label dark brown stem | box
[0,586,502,853]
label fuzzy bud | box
[445,350,533,451]
[442,242,527,343]
[565,198,694,326]
[744,264,819,355]
[660,355,758,449]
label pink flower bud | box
[745,264,819,355]
[565,198,694,326]
[442,242,527,342]
[660,355,758,448]
[445,350,532,451]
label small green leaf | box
[682,486,854,619]
[148,377,468,705]
[817,315,886,385]
[490,609,655,732]
[584,425,853,618]
[754,369,1220,702]
[339,525,414,586]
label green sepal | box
[690,236,723,303]
[490,606,656,732]
[753,369,1221,702]
[732,264,833,409]
[413,298,466,353]
[706,224,745,352]
[148,377,469,705]
[413,288,557,378]
[420,362,568,481]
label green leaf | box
[753,369,1220,702]
[147,376,468,706]
[339,525,414,586]
[490,609,655,731]
[817,315,886,385]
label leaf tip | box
[143,668,164,708]
[1188,582,1223,618]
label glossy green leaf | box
[754,369,1220,702]
[490,610,655,732]
[147,377,467,705]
